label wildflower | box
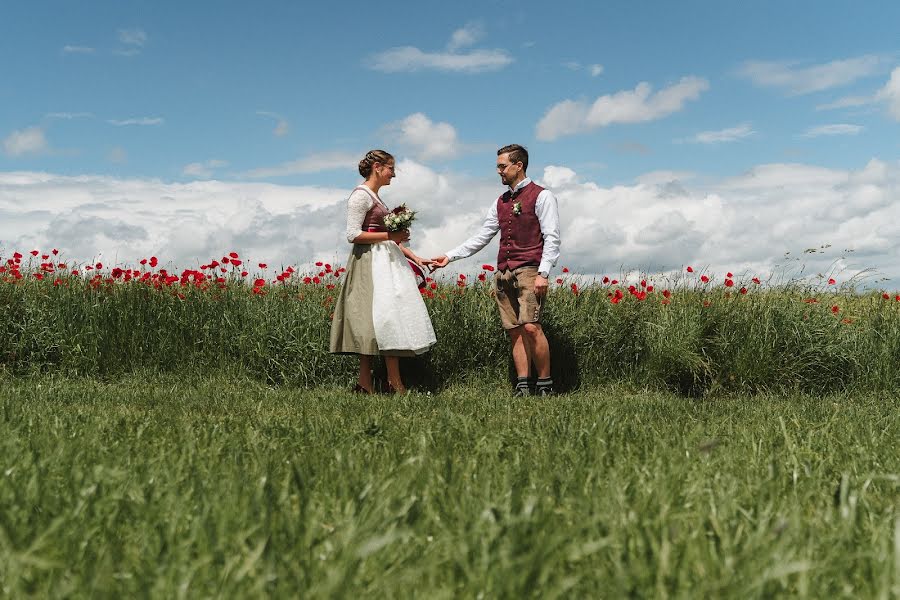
[30,250,38,256]
[570,283,579,295]
[686,266,694,273]
[726,272,733,278]
[724,279,734,287]
[562,267,570,273]
[611,279,618,285]
[640,279,647,288]
[556,278,563,284]
[482,264,495,272]
[740,287,748,295]
[478,273,486,282]
[752,277,761,285]
[828,278,836,285]
[429,282,437,290]
[149,257,158,268]
[662,289,671,299]
[229,252,239,259]
[831,305,839,314]
[646,285,654,292]
[701,275,709,283]
[52,249,59,255]
[312,276,321,284]
[602,276,610,284]
[231,259,243,267]
[315,261,323,267]
[258,263,267,269]
[95,262,103,269]
[241,270,248,277]
[140,259,148,265]
[883,293,890,300]
[661,298,670,305]
[254,278,265,287]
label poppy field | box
[2,248,900,394]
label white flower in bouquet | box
[384,204,417,232]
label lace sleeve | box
[345,189,374,243]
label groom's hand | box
[534,275,549,297]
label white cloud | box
[385,113,460,160]
[369,46,513,73]
[46,112,93,120]
[117,28,148,47]
[537,77,708,141]
[243,151,357,178]
[369,26,512,73]
[801,124,864,138]
[256,111,289,137]
[689,123,755,144]
[3,158,900,285]
[107,117,164,126]
[447,23,484,52]
[738,55,883,95]
[3,127,48,157]
[815,95,874,111]
[183,160,229,178]
[876,66,900,120]
[61,45,95,54]
[590,64,604,77]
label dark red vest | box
[496,181,544,271]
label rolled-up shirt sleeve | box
[536,190,560,275]
[445,203,500,261]
[345,189,374,243]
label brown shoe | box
[352,384,373,394]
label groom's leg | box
[509,326,531,378]
[523,323,551,378]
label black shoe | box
[513,386,532,397]
[536,386,555,396]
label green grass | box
[1,376,897,598]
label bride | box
[329,149,437,393]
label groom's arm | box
[442,203,500,263]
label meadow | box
[0,249,898,597]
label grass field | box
[1,376,897,598]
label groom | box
[431,144,561,396]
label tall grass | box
[2,263,900,394]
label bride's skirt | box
[329,241,436,356]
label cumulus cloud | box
[3,158,900,285]
[384,113,461,160]
[688,123,755,144]
[738,55,884,95]
[243,152,358,178]
[368,24,512,73]
[3,127,48,157]
[590,64,604,77]
[876,66,900,120]
[537,77,709,141]
[801,124,864,138]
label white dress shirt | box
[445,177,561,276]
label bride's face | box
[375,162,396,186]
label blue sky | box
[2,1,900,284]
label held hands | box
[427,255,450,273]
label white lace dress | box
[329,185,436,356]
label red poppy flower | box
[662,289,671,298]
[602,276,609,284]
[315,261,323,267]
[831,305,839,314]
[149,257,158,267]
[229,252,239,259]
[458,274,466,280]
[254,278,265,287]
[752,277,761,285]
[258,263,267,268]
[140,258,148,265]
[312,276,321,284]
[30,250,38,256]
[686,266,693,273]
[303,276,312,284]
[647,285,654,292]
[556,278,563,284]
[430,282,437,290]
[883,293,890,300]
[724,279,734,287]
[640,279,647,288]
[740,287,748,295]
[726,272,733,278]
[241,271,248,277]
[610,296,620,304]
[95,262,103,269]
[478,273,486,281]
[562,267,570,273]
[611,279,618,285]
[231,259,242,267]
[482,264,495,272]
[700,275,709,283]
[222,257,230,264]
[13,252,22,260]
[828,278,836,285]
[570,283,578,294]
[52,249,59,255]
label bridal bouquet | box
[384,204,417,232]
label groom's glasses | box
[497,162,520,172]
